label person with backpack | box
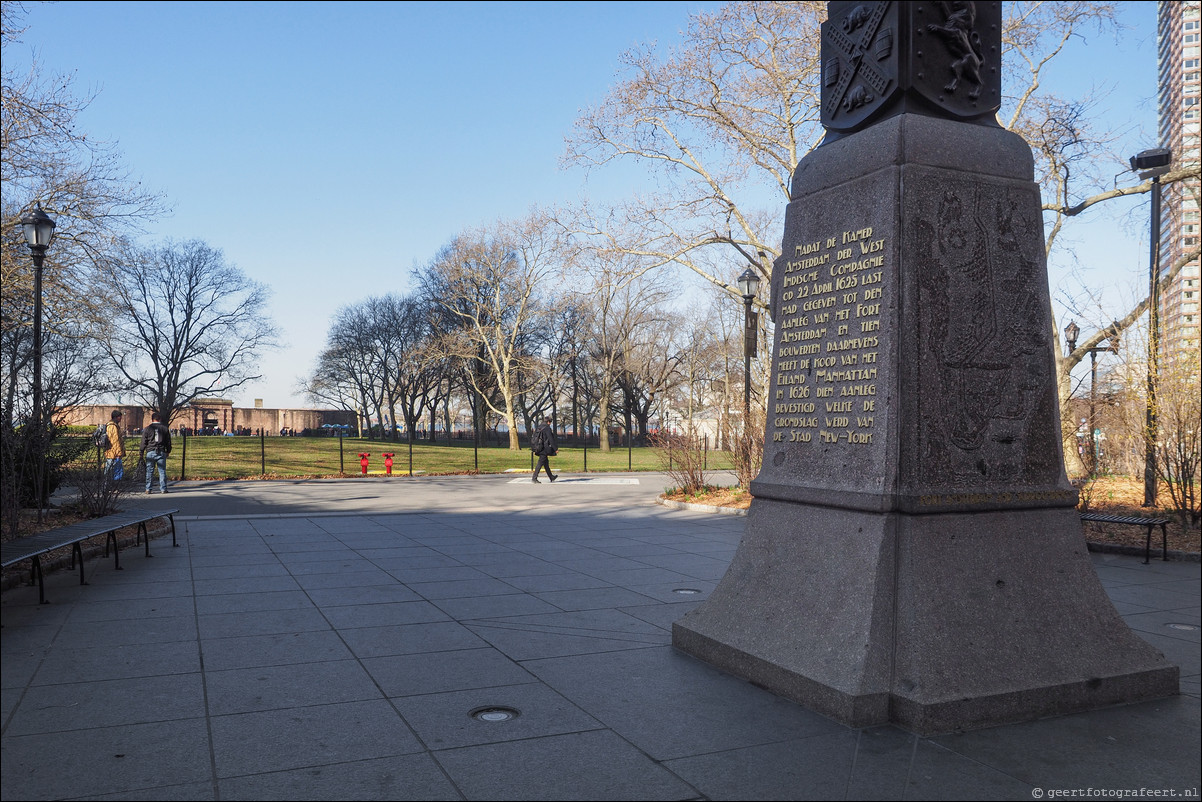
[139,411,173,493]
[531,418,558,484]
[103,409,126,480]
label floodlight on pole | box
[1131,147,1171,506]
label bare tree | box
[302,342,365,430]
[421,212,561,450]
[567,1,1194,476]
[617,312,686,444]
[563,1,820,305]
[1155,348,1201,527]
[2,2,166,532]
[2,3,166,410]
[567,249,675,452]
[104,240,277,424]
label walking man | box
[531,418,558,483]
[140,412,173,493]
[104,409,126,480]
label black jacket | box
[140,422,172,455]
[532,424,558,456]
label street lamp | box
[737,265,762,426]
[1130,147,1172,506]
[20,203,56,513]
[20,204,57,436]
[1064,320,1120,477]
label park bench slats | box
[1080,512,1171,564]
[1,508,178,603]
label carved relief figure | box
[915,183,1058,486]
[843,85,875,111]
[842,5,872,32]
[926,1,984,100]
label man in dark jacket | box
[531,418,558,483]
[139,411,173,493]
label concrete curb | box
[656,497,749,516]
[1085,541,1202,562]
[657,496,1202,561]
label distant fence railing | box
[56,432,733,481]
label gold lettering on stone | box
[774,226,887,446]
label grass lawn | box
[97,435,734,480]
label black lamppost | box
[1064,320,1120,477]
[1130,147,1172,506]
[736,266,762,426]
[20,204,57,436]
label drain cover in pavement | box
[471,706,520,722]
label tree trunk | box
[1058,358,1087,480]
[598,390,611,453]
[501,388,521,450]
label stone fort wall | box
[58,401,355,434]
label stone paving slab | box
[2,473,1198,800]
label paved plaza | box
[1,473,1199,800]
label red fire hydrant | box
[383,453,394,475]
[359,453,370,475]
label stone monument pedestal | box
[672,114,1178,734]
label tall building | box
[1158,1,1201,355]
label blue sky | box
[10,1,1160,408]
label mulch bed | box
[665,475,1200,554]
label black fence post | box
[339,432,344,474]
[260,429,266,476]
[180,429,187,481]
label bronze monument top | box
[821,1,1001,137]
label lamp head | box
[1063,321,1079,352]
[1129,148,1172,172]
[20,204,56,251]
[737,267,761,300]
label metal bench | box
[1079,512,1171,564]
[1,508,179,604]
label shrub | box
[649,430,710,494]
[65,451,134,518]
[730,407,765,489]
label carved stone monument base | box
[672,113,1178,734]
[673,499,1178,734]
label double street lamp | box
[1063,320,1120,477]
[736,264,762,426]
[1130,147,1172,507]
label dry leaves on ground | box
[665,476,1200,554]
